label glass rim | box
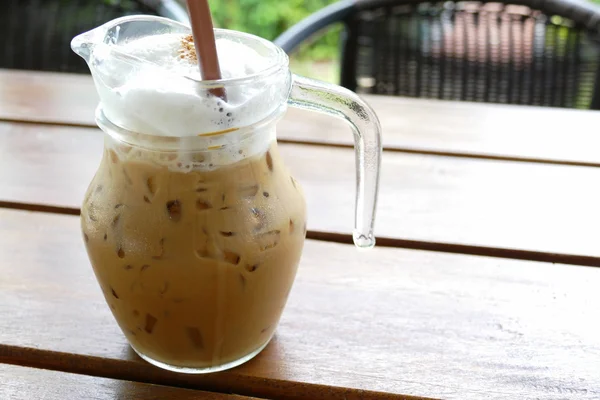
[95,103,288,151]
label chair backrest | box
[0,0,162,74]
[340,0,600,109]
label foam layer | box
[121,34,271,81]
[90,31,288,138]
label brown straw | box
[185,0,226,99]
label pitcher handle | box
[288,74,382,249]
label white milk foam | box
[112,34,272,136]
[91,32,288,169]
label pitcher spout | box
[71,24,106,62]
[72,15,191,64]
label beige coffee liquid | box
[81,136,306,368]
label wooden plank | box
[0,70,97,126]
[281,100,600,167]
[3,69,600,165]
[0,363,257,399]
[0,209,599,400]
[1,122,600,264]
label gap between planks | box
[1,200,598,268]
[0,344,433,400]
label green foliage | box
[208,0,341,61]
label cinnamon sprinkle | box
[179,34,198,62]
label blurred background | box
[5,0,600,108]
[205,0,342,83]
[205,0,600,88]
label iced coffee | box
[82,133,305,369]
[79,31,306,371]
[73,14,382,374]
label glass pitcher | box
[72,15,381,373]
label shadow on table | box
[120,333,294,378]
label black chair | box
[1,0,188,74]
[275,0,600,109]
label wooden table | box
[0,69,599,400]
